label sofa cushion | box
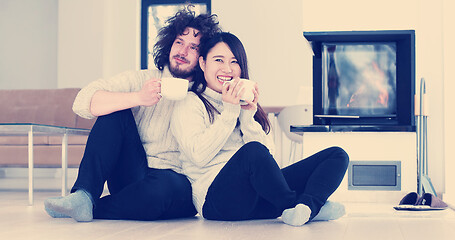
[0,88,94,129]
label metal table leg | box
[28,126,34,205]
[61,133,68,196]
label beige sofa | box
[0,88,95,168]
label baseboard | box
[329,189,409,204]
[442,193,455,210]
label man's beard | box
[169,64,195,79]
[169,55,195,79]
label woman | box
[170,32,349,226]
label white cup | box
[238,79,256,105]
[161,77,189,100]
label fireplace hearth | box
[304,30,415,131]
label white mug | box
[238,79,256,105]
[161,77,189,100]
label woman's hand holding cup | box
[222,78,243,105]
[222,78,258,110]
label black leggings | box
[72,109,197,220]
[202,142,349,221]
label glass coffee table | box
[0,123,90,205]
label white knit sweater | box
[72,67,184,173]
[170,87,275,215]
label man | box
[44,6,220,222]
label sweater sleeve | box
[171,94,241,168]
[239,108,276,155]
[72,70,149,119]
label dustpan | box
[393,82,447,211]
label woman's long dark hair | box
[191,32,271,134]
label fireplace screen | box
[322,42,397,117]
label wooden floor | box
[1,191,455,240]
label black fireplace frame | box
[304,30,415,130]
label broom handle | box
[417,78,425,195]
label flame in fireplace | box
[347,61,389,109]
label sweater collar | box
[202,87,223,105]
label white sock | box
[312,201,346,221]
[281,204,311,226]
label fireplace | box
[304,30,415,131]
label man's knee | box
[91,109,137,136]
[96,109,133,124]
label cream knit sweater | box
[170,87,275,215]
[72,67,183,173]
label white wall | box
[417,0,446,198]
[0,0,58,89]
[101,0,140,79]
[57,0,104,88]
[443,0,455,204]
[57,0,139,89]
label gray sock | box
[44,197,70,218]
[312,201,346,221]
[44,190,93,222]
[281,204,311,226]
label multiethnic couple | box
[45,6,349,227]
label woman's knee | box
[231,142,278,172]
[241,141,270,155]
[238,142,273,162]
[327,146,350,169]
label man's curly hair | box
[153,5,220,70]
